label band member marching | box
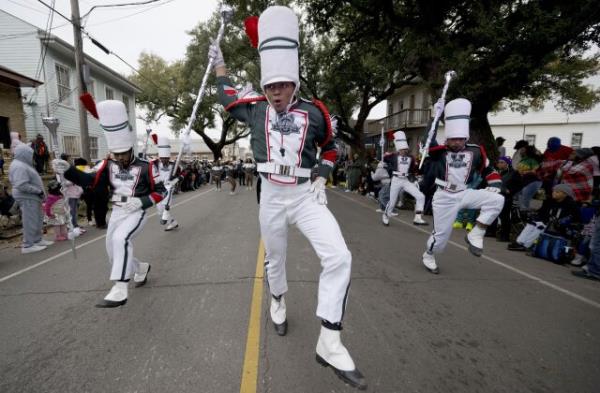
[52,100,167,307]
[382,130,428,226]
[155,136,180,231]
[420,98,504,274]
[211,6,366,389]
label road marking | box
[0,188,214,283]
[333,190,600,310]
[240,240,265,393]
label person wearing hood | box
[212,6,366,389]
[540,137,574,198]
[8,144,54,253]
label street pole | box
[70,0,90,161]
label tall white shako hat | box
[97,100,133,153]
[157,136,171,158]
[258,6,300,92]
[444,98,471,139]
[393,130,409,151]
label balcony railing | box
[381,108,431,130]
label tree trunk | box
[469,106,498,162]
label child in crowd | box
[43,180,68,241]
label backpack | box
[532,232,574,264]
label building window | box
[525,134,536,147]
[89,136,98,160]
[63,135,80,156]
[571,133,583,149]
[105,87,114,100]
[388,102,393,116]
[122,95,130,115]
[55,64,72,105]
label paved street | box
[1,185,599,393]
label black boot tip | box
[316,355,368,390]
[274,320,287,336]
[413,221,428,226]
[426,267,440,274]
[95,299,127,308]
[465,236,483,257]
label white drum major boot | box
[422,251,439,274]
[96,281,128,308]
[316,325,367,390]
[466,224,486,257]
[133,262,151,287]
[270,295,287,336]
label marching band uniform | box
[382,130,427,226]
[420,98,504,274]
[211,162,224,191]
[212,6,366,389]
[155,136,180,231]
[52,101,167,307]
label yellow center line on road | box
[240,239,265,393]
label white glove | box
[208,41,225,68]
[120,197,143,213]
[433,98,445,117]
[168,177,179,187]
[51,159,70,174]
[484,186,501,193]
[309,176,328,205]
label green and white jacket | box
[217,76,337,185]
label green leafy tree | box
[303,0,600,157]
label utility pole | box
[70,0,90,161]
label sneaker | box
[88,220,94,226]
[452,221,463,229]
[22,244,47,254]
[389,212,398,217]
[570,255,585,267]
[35,239,54,246]
[465,222,474,232]
[375,208,384,213]
[507,243,527,251]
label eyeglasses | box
[264,82,294,91]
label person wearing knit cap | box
[155,136,181,231]
[211,6,366,389]
[381,130,427,226]
[491,156,522,242]
[419,98,504,274]
[52,100,168,308]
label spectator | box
[43,180,69,241]
[516,145,543,211]
[496,136,506,158]
[346,153,363,192]
[557,148,594,203]
[74,158,95,226]
[572,212,600,281]
[9,144,53,253]
[539,136,575,199]
[9,131,24,154]
[590,147,600,199]
[0,143,4,176]
[509,183,580,251]
[489,156,523,241]
[371,161,391,213]
[30,134,50,174]
[512,140,529,170]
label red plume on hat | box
[79,92,98,119]
[151,133,158,145]
[386,130,395,141]
[244,16,259,48]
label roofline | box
[0,65,43,87]
[37,30,141,94]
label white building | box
[0,10,140,161]
[370,75,600,157]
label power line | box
[34,0,55,82]
[81,0,169,19]
[35,0,177,102]
[6,0,48,15]
[84,0,176,27]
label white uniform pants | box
[385,176,425,216]
[106,206,148,281]
[426,188,504,254]
[156,188,174,223]
[259,178,352,323]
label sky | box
[1,0,386,141]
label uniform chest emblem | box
[270,112,300,135]
[448,153,468,168]
[115,170,135,181]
